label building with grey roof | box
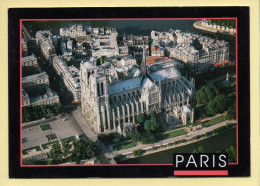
[91,34,119,57]
[53,56,81,101]
[36,30,55,63]
[22,72,49,95]
[151,29,229,72]
[60,24,86,38]
[22,54,38,67]
[29,87,59,107]
[22,72,59,107]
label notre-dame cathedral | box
[80,48,195,133]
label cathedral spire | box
[141,42,147,76]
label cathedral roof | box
[150,66,180,82]
[130,66,141,77]
[108,76,142,94]
[141,76,154,90]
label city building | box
[22,72,59,107]
[29,87,59,107]
[22,71,49,95]
[36,30,56,63]
[60,24,86,38]
[22,54,38,67]
[22,87,60,107]
[151,29,229,72]
[91,34,119,57]
[52,56,81,102]
[80,49,195,133]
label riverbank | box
[114,120,235,162]
[119,128,236,164]
[193,21,236,37]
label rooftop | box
[150,66,180,82]
[22,72,48,84]
[108,76,142,94]
[22,54,37,63]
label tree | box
[23,107,31,122]
[192,146,204,153]
[150,117,160,131]
[133,149,143,156]
[70,139,95,163]
[196,89,207,104]
[227,102,236,120]
[41,105,47,116]
[214,94,228,113]
[55,103,62,114]
[50,143,63,164]
[197,146,204,153]
[136,114,145,124]
[204,86,216,101]
[147,132,157,143]
[225,146,236,162]
[140,132,157,144]
[150,111,157,119]
[128,131,142,143]
[62,140,71,156]
[114,154,122,162]
[113,138,120,143]
[47,108,52,116]
[144,120,152,132]
[206,100,220,115]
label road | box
[71,107,116,164]
[72,107,97,141]
[112,119,236,156]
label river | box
[119,128,236,164]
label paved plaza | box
[22,115,82,150]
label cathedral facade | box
[80,51,196,133]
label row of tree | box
[50,138,96,164]
[209,19,236,29]
[22,103,62,123]
[193,145,236,162]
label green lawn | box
[61,136,76,146]
[114,141,135,151]
[159,129,187,140]
[202,115,227,127]
[41,141,59,149]
[45,134,57,141]
[40,123,51,131]
[22,146,41,155]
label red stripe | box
[174,170,228,176]
[214,61,230,67]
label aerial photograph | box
[21,19,237,165]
